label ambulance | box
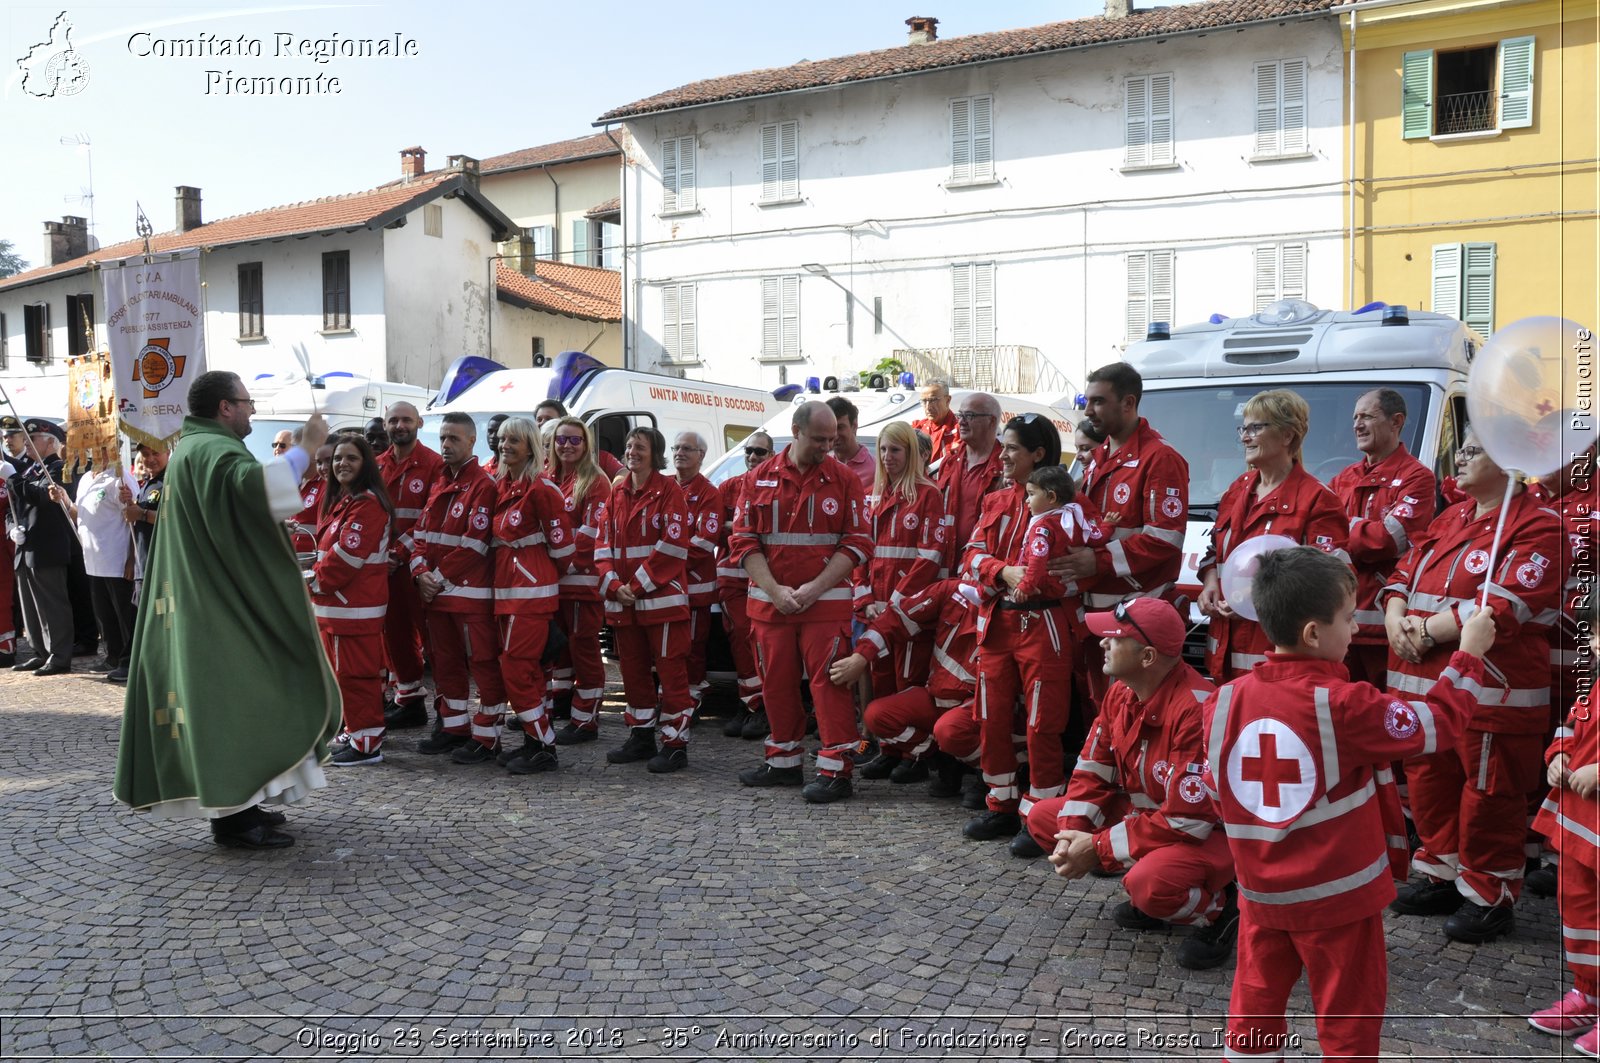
[242,372,433,463]
[1122,298,1482,646]
[420,352,786,465]
[703,373,1080,486]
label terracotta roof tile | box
[598,0,1339,121]
[585,196,621,219]
[0,171,469,293]
[495,261,621,322]
[481,133,621,175]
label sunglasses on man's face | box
[744,446,770,457]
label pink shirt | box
[836,443,876,489]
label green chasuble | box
[114,416,340,815]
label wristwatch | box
[1419,621,1436,650]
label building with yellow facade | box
[1346,0,1597,334]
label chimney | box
[505,229,538,277]
[905,16,939,45]
[175,186,203,232]
[400,145,427,180]
[44,216,89,265]
[447,154,481,189]
[1104,0,1132,18]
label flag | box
[101,251,206,449]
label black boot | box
[606,727,657,765]
[927,754,966,798]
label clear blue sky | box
[2,0,1104,267]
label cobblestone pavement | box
[0,654,1577,1061]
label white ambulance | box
[1123,299,1482,638]
[242,372,433,463]
[420,352,786,465]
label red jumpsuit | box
[860,578,981,763]
[287,477,325,554]
[310,491,391,754]
[914,411,960,467]
[717,471,763,717]
[855,484,950,693]
[1025,661,1231,924]
[1329,444,1437,686]
[552,469,611,732]
[1533,695,1600,999]
[965,484,1084,815]
[675,470,721,707]
[1198,464,1350,681]
[378,442,444,707]
[729,450,872,778]
[1205,651,1485,1062]
[597,470,694,747]
[935,440,1004,556]
[1381,490,1563,907]
[409,460,504,747]
[493,473,573,747]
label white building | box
[596,0,1345,391]
[479,133,624,270]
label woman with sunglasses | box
[547,417,613,745]
[716,433,774,739]
[1381,426,1562,945]
[309,435,395,766]
[1196,388,1349,681]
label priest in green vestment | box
[115,370,341,849]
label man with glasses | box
[914,381,959,466]
[672,431,720,725]
[1329,389,1436,687]
[115,370,338,850]
[1027,597,1238,970]
[376,401,444,728]
[718,432,773,738]
[935,392,1005,549]
[270,429,293,456]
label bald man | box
[377,401,445,726]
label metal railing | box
[1436,90,1495,135]
[891,344,1078,396]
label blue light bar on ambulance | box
[805,376,821,393]
[1354,301,1388,315]
[771,384,803,402]
[1146,321,1171,341]
[548,350,606,401]
[899,372,915,389]
[432,355,508,408]
[1382,305,1410,326]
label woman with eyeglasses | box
[309,435,394,766]
[547,417,612,745]
[489,417,574,775]
[1380,427,1562,945]
[716,432,774,739]
[1196,389,1349,681]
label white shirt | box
[75,466,139,578]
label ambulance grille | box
[1222,332,1312,349]
[1223,350,1299,365]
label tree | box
[0,240,27,278]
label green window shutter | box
[1462,243,1496,336]
[570,220,589,265]
[1499,36,1535,130]
[1431,244,1462,318]
[1402,50,1434,140]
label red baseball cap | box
[1085,598,1186,657]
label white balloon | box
[1220,534,1299,623]
[1467,316,1597,477]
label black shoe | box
[961,775,988,811]
[927,755,966,798]
[0,652,13,668]
[647,747,689,774]
[1009,829,1045,859]
[1113,901,1168,931]
[549,693,573,721]
[891,758,930,785]
[740,708,770,740]
[87,657,115,674]
[212,823,294,850]
[1389,879,1465,916]
[507,746,559,775]
[859,752,899,780]
[802,774,853,804]
[606,728,657,764]
[722,711,750,738]
[497,733,539,767]
[72,642,98,658]
[106,666,129,684]
[330,745,383,766]
[1443,902,1515,944]
[451,740,499,765]
[384,699,429,729]
[34,661,71,676]
[1177,887,1240,970]
[851,738,880,764]
[246,806,288,827]
[554,722,599,746]
[1525,864,1558,898]
[416,726,469,756]
[12,657,44,672]
[963,810,1021,841]
[739,763,803,788]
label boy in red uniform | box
[1204,546,1495,1062]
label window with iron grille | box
[238,263,264,338]
[322,251,351,331]
[1402,37,1534,139]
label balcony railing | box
[1436,90,1496,135]
[890,344,1077,396]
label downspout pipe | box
[601,124,630,370]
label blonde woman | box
[547,417,613,744]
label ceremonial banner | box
[64,353,118,479]
[101,252,206,449]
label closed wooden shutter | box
[1498,36,1535,129]
[1402,51,1434,140]
[1462,243,1495,335]
[1431,244,1462,318]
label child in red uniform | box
[1011,464,1104,612]
[1529,596,1600,1056]
[1204,546,1495,1062]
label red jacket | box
[1198,464,1351,679]
[378,442,444,566]
[961,482,1070,654]
[1380,491,1563,733]
[310,491,391,634]
[1015,499,1107,603]
[675,470,720,608]
[1329,444,1437,643]
[597,470,690,627]
[288,477,325,554]
[728,449,872,624]
[855,484,951,617]
[716,470,754,598]
[492,474,572,616]
[408,460,497,614]
[554,468,610,603]
[936,440,1004,554]
[1534,698,1600,872]
[1057,661,1219,872]
[1078,418,1190,608]
[854,577,980,709]
[914,411,960,467]
[1204,651,1485,930]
